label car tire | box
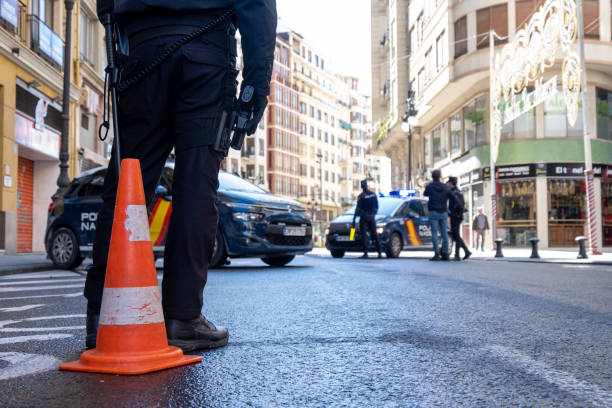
[210,228,227,269]
[50,227,83,270]
[330,250,345,258]
[385,232,402,259]
[261,255,295,267]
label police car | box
[45,163,313,269]
[325,194,433,258]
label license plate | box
[283,226,306,236]
[336,235,352,242]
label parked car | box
[325,196,433,258]
[45,163,313,269]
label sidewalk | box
[308,246,612,266]
[0,252,55,275]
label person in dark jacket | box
[352,180,382,258]
[447,177,471,261]
[423,169,457,261]
[84,0,277,352]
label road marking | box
[0,352,62,380]
[487,345,612,407]
[0,304,45,312]
[0,278,84,286]
[0,284,84,293]
[0,314,85,328]
[0,272,81,280]
[0,334,72,345]
[0,326,84,332]
[0,292,83,301]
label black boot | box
[360,253,369,259]
[85,306,100,349]
[440,253,450,261]
[378,252,383,259]
[429,253,440,261]
[166,315,229,352]
[463,248,472,260]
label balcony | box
[27,15,64,71]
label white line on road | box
[0,278,84,286]
[0,352,62,380]
[0,292,82,301]
[0,272,82,280]
[0,334,72,345]
[486,345,612,407]
[0,314,85,329]
[0,304,45,313]
[0,326,84,332]
[0,284,84,293]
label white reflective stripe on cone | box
[99,286,164,325]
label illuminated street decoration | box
[491,0,580,162]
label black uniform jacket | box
[97,0,277,95]
[355,189,379,219]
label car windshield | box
[219,172,267,193]
[343,198,403,216]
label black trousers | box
[360,215,381,254]
[450,216,468,257]
[84,30,228,320]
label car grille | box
[265,234,312,246]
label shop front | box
[603,170,612,247]
[14,82,61,252]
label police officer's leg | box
[367,217,382,256]
[450,218,460,258]
[161,33,230,350]
[440,213,450,258]
[430,212,440,256]
[359,216,369,257]
[85,38,174,315]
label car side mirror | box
[409,211,419,219]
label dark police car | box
[325,196,433,258]
[45,163,313,269]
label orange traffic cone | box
[60,159,202,374]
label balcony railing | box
[0,1,26,40]
[27,14,63,71]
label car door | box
[408,199,432,246]
[71,171,105,249]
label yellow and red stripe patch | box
[148,198,172,246]
[405,219,422,246]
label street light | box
[56,0,75,194]
[401,91,418,189]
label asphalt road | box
[0,253,610,407]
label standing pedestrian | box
[423,169,457,261]
[447,177,471,261]
[352,180,382,259]
[472,207,490,251]
[84,0,277,351]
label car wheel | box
[385,232,402,259]
[261,255,295,267]
[50,227,83,270]
[330,250,345,258]
[210,228,227,269]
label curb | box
[0,264,56,276]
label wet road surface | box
[0,253,611,407]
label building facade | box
[0,0,111,254]
[372,0,612,249]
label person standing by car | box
[352,180,382,259]
[472,207,489,251]
[447,177,471,261]
[423,169,456,261]
[84,0,277,351]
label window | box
[78,174,105,197]
[450,112,461,155]
[409,28,416,55]
[433,121,449,162]
[501,102,536,140]
[436,31,446,71]
[544,87,583,138]
[454,16,467,58]
[79,11,95,65]
[463,94,487,150]
[583,0,599,38]
[33,0,54,26]
[597,88,612,140]
[310,126,314,138]
[477,4,508,49]
[424,133,431,166]
[515,0,541,30]
[425,48,433,82]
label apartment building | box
[0,0,111,254]
[372,0,612,249]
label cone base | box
[59,346,202,375]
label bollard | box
[494,238,504,258]
[575,236,588,259]
[529,237,540,259]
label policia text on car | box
[84,0,277,352]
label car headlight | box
[376,224,385,234]
[233,211,264,222]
